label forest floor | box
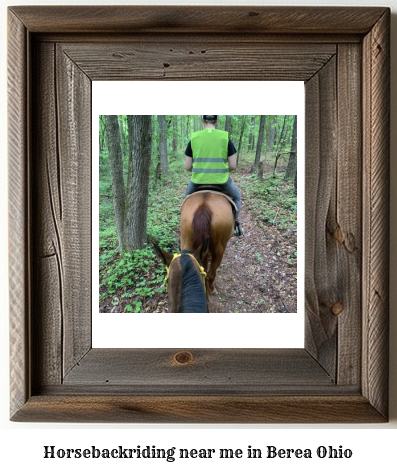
[99,159,298,314]
[207,195,297,313]
[145,175,297,314]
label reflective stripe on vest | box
[190,129,229,184]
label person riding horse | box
[184,115,243,236]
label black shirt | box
[185,139,237,158]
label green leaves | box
[239,173,297,231]
[99,244,165,313]
[99,159,183,312]
[125,301,142,313]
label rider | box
[184,115,243,236]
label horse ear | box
[153,243,173,267]
[195,236,210,263]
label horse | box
[154,191,235,313]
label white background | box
[1,0,396,469]
[92,81,305,348]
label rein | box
[165,253,207,293]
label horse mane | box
[192,204,212,250]
[179,253,207,313]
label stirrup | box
[234,221,243,237]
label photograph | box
[98,114,298,315]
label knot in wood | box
[331,302,344,316]
[333,225,344,244]
[174,351,194,365]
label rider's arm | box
[228,153,237,172]
[185,141,193,171]
[185,156,193,172]
[227,140,237,172]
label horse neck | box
[179,254,207,313]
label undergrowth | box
[236,172,297,232]
[99,152,297,313]
[99,157,188,312]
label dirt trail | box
[141,186,297,315]
[207,202,297,313]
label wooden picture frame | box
[8,6,390,423]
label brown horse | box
[154,191,234,313]
[181,191,234,293]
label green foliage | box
[99,242,166,311]
[99,147,188,312]
[146,158,188,250]
[99,115,298,313]
[235,172,297,232]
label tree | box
[118,116,129,158]
[248,116,256,151]
[225,115,232,134]
[99,115,107,153]
[172,115,178,158]
[236,115,247,166]
[124,115,152,250]
[266,116,276,152]
[193,115,200,132]
[253,115,266,174]
[105,115,126,250]
[157,115,168,175]
[105,115,152,251]
[285,115,297,190]
[273,115,288,175]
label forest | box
[99,115,298,313]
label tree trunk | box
[248,116,255,151]
[266,116,276,152]
[118,116,128,159]
[172,115,178,158]
[105,115,126,250]
[273,115,288,175]
[126,115,134,192]
[157,115,168,176]
[285,115,298,184]
[253,115,266,173]
[225,115,232,134]
[236,115,247,166]
[99,115,106,153]
[123,115,152,250]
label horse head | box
[154,237,210,313]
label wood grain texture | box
[62,349,333,392]
[55,44,92,377]
[304,56,338,377]
[362,9,390,419]
[8,6,390,423]
[336,44,362,386]
[9,6,387,34]
[31,42,92,387]
[32,42,63,388]
[305,43,363,386]
[8,10,30,419]
[60,42,335,82]
[11,396,385,424]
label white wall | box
[1,0,396,468]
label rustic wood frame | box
[8,6,390,423]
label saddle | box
[194,184,226,193]
[182,186,238,215]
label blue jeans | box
[185,177,242,218]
